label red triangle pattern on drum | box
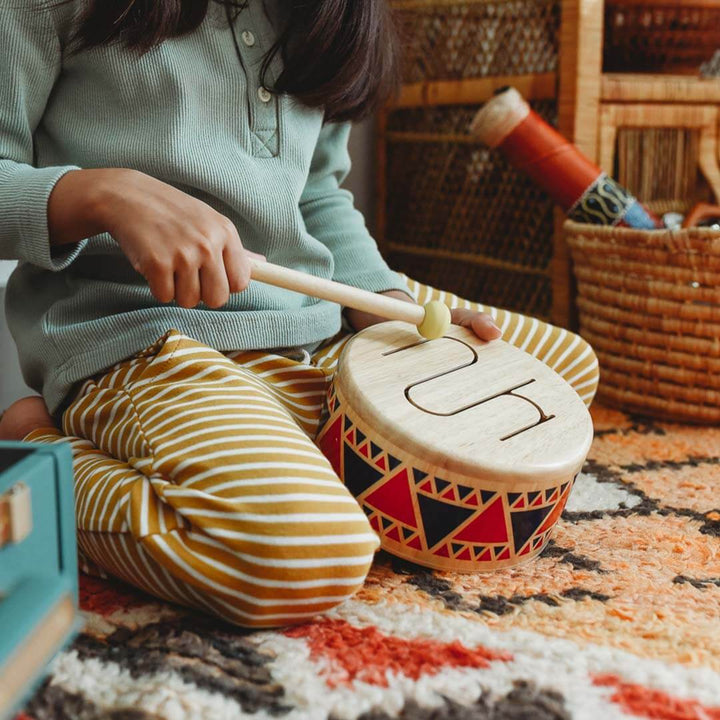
[476,547,492,561]
[376,456,386,471]
[456,547,472,561]
[531,493,544,507]
[546,489,559,503]
[369,515,380,532]
[419,480,433,493]
[452,497,509,544]
[465,494,479,506]
[363,469,417,528]
[433,544,450,557]
[519,543,532,555]
[514,496,526,508]
[440,486,457,501]
[535,486,572,536]
[358,443,370,458]
[345,429,355,444]
[496,547,511,561]
[317,415,343,477]
[533,535,544,549]
[407,535,422,550]
[386,525,401,542]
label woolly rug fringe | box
[18,405,720,720]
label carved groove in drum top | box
[386,336,557,441]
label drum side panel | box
[316,381,581,573]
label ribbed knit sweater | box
[0,1,405,413]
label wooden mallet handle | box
[249,259,450,339]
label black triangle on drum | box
[435,478,450,493]
[452,543,464,555]
[381,517,393,530]
[370,442,383,458]
[344,415,353,431]
[413,469,428,484]
[387,454,401,471]
[417,494,475,549]
[356,429,366,445]
[342,444,384,499]
[560,482,569,495]
[511,506,554,554]
[402,527,415,540]
[508,492,522,506]
[481,490,496,505]
[457,484,473,499]
[527,491,541,505]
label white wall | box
[0,260,32,409]
[0,122,377,410]
[346,118,377,233]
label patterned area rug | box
[17,405,720,720]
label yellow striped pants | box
[27,279,599,627]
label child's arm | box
[298,122,501,341]
[0,4,258,310]
[0,2,84,272]
[46,168,262,309]
[299,121,409,297]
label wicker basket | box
[565,211,720,423]
[603,0,720,74]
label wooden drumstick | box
[250,258,451,339]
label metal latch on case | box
[0,482,32,548]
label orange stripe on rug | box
[284,618,512,687]
[593,674,720,719]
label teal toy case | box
[0,441,81,719]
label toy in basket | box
[316,322,593,572]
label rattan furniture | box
[378,0,603,327]
[597,75,720,204]
[378,0,720,328]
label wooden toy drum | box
[316,322,594,572]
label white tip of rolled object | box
[469,87,531,148]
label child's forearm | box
[47,168,121,245]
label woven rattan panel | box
[616,128,713,204]
[384,101,556,319]
[393,0,561,82]
[603,2,720,74]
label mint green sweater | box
[0,1,405,413]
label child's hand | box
[346,291,502,341]
[450,307,502,341]
[49,168,263,309]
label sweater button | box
[241,30,256,47]
[258,87,272,103]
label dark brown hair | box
[67,0,400,122]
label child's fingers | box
[200,256,230,308]
[451,308,502,341]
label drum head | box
[335,322,593,487]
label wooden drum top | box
[336,322,594,487]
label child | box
[0,0,598,627]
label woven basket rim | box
[564,219,720,243]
